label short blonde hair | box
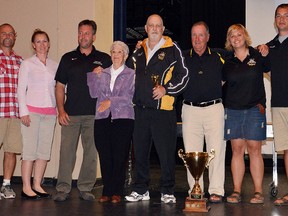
[225,24,252,51]
[110,41,129,56]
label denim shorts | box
[224,106,266,141]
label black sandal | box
[227,191,241,204]
[274,193,288,206]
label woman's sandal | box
[250,192,264,204]
[274,193,288,206]
[227,191,241,204]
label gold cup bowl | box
[178,149,215,212]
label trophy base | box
[183,197,210,212]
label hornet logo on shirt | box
[247,58,256,66]
[158,52,165,60]
[93,61,103,66]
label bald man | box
[125,14,189,204]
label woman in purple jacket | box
[87,41,134,203]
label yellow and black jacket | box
[130,36,189,111]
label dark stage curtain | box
[125,0,245,50]
[179,0,246,49]
[114,0,127,41]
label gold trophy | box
[178,149,215,212]
[151,74,160,87]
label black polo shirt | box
[267,35,288,107]
[183,47,224,103]
[55,46,111,115]
[222,46,269,109]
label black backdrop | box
[123,0,245,50]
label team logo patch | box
[93,61,103,66]
[158,52,165,60]
[247,58,256,66]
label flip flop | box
[227,191,241,204]
[209,194,223,203]
[274,193,288,206]
[250,192,264,204]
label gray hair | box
[110,41,129,56]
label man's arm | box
[164,44,189,96]
[55,81,70,125]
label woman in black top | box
[223,24,269,204]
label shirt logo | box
[93,61,103,66]
[247,58,256,66]
[71,58,77,61]
[158,52,165,60]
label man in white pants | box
[181,21,225,203]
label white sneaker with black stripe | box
[125,191,150,202]
[161,193,176,203]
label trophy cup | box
[151,74,160,87]
[178,149,215,212]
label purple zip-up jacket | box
[87,65,135,120]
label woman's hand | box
[135,41,142,50]
[98,100,111,112]
[93,66,104,76]
[20,115,31,127]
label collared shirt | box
[223,46,269,109]
[183,47,224,103]
[267,35,288,107]
[17,55,59,117]
[146,37,166,63]
[0,49,23,118]
[55,46,111,116]
[110,64,124,91]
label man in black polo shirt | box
[53,20,111,202]
[182,21,225,203]
[261,3,288,206]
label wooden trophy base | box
[183,197,210,212]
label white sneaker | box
[0,185,16,199]
[161,193,176,203]
[125,191,150,202]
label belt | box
[135,104,154,109]
[183,98,222,107]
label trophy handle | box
[178,149,188,168]
[206,149,215,168]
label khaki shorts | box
[21,113,56,160]
[272,108,288,151]
[0,118,22,153]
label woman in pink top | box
[17,29,58,199]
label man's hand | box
[257,44,269,57]
[153,86,166,100]
[58,110,70,126]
